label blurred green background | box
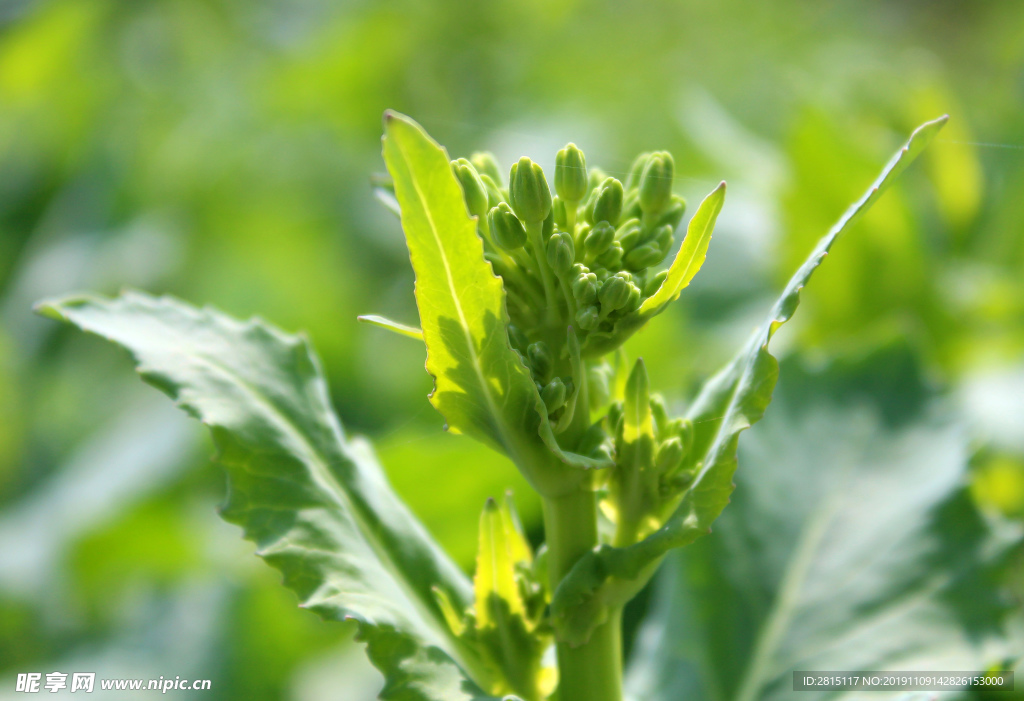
[0,0,1022,698]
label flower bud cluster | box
[450,146,687,398]
[602,389,695,544]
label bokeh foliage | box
[1,0,1022,698]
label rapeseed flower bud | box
[595,241,624,269]
[625,152,651,190]
[592,177,624,225]
[547,232,575,276]
[639,151,674,216]
[621,188,642,222]
[587,167,608,192]
[479,174,504,209]
[624,243,664,271]
[541,378,567,412]
[509,157,552,224]
[658,195,687,230]
[527,341,552,380]
[598,273,632,312]
[615,219,643,252]
[655,437,684,474]
[488,203,527,250]
[572,270,599,305]
[452,158,489,221]
[643,270,668,297]
[625,281,642,311]
[584,221,616,258]
[507,324,529,354]
[470,151,503,184]
[555,143,588,204]
[652,224,674,256]
[552,197,567,230]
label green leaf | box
[622,358,653,445]
[625,355,1022,701]
[35,291,513,701]
[381,111,609,493]
[550,116,949,644]
[639,181,727,315]
[358,314,425,341]
[475,498,526,626]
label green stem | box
[542,489,623,701]
[526,220,558,324]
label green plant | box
[36,112,950,701]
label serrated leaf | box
[639,181,726,315]
[381,111,609,489]
[36,291,513,701]
[550,116,949,645]
[625,355,1022,701]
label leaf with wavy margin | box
[626,352,1022,701]
[36,291,515,701]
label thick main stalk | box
[542,489,623,701]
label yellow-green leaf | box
[639,181,726,315]
[382,111,608,493]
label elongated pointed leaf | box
[36,291,511,701]
[359,314,425,340]
[551,116,949,644]
[639,181,727,315]
[382,111,608,489]
[626,355,1022,701]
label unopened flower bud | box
[452,158,489,221]
[584,221,616,258]
[625,282,642,311]
[527,341,552,380]
[639,151,674,216]
[652,224,674,255]
[596,241,624,269]
[541,378,567,412]
[575,305,600,330]
[592,177,624,225]
[552,196,567,230]
[507,324,529,354]
[625,152,651,190]
[587,167,608,192]
[479,174,504,209]
[655,437,684,474]
[658,195,687,230]
[572,271,599,305]
[555,143,588,204]
[615,219,642,252]
[470,151,503,184]
[488,203,527,250]
[625,243,665,271]
[621,188,642,222]
[643,270,668,297]
[509,157,552,224]
[547,231,575,275]
[676,418,694,455]
[599,273,632,312]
